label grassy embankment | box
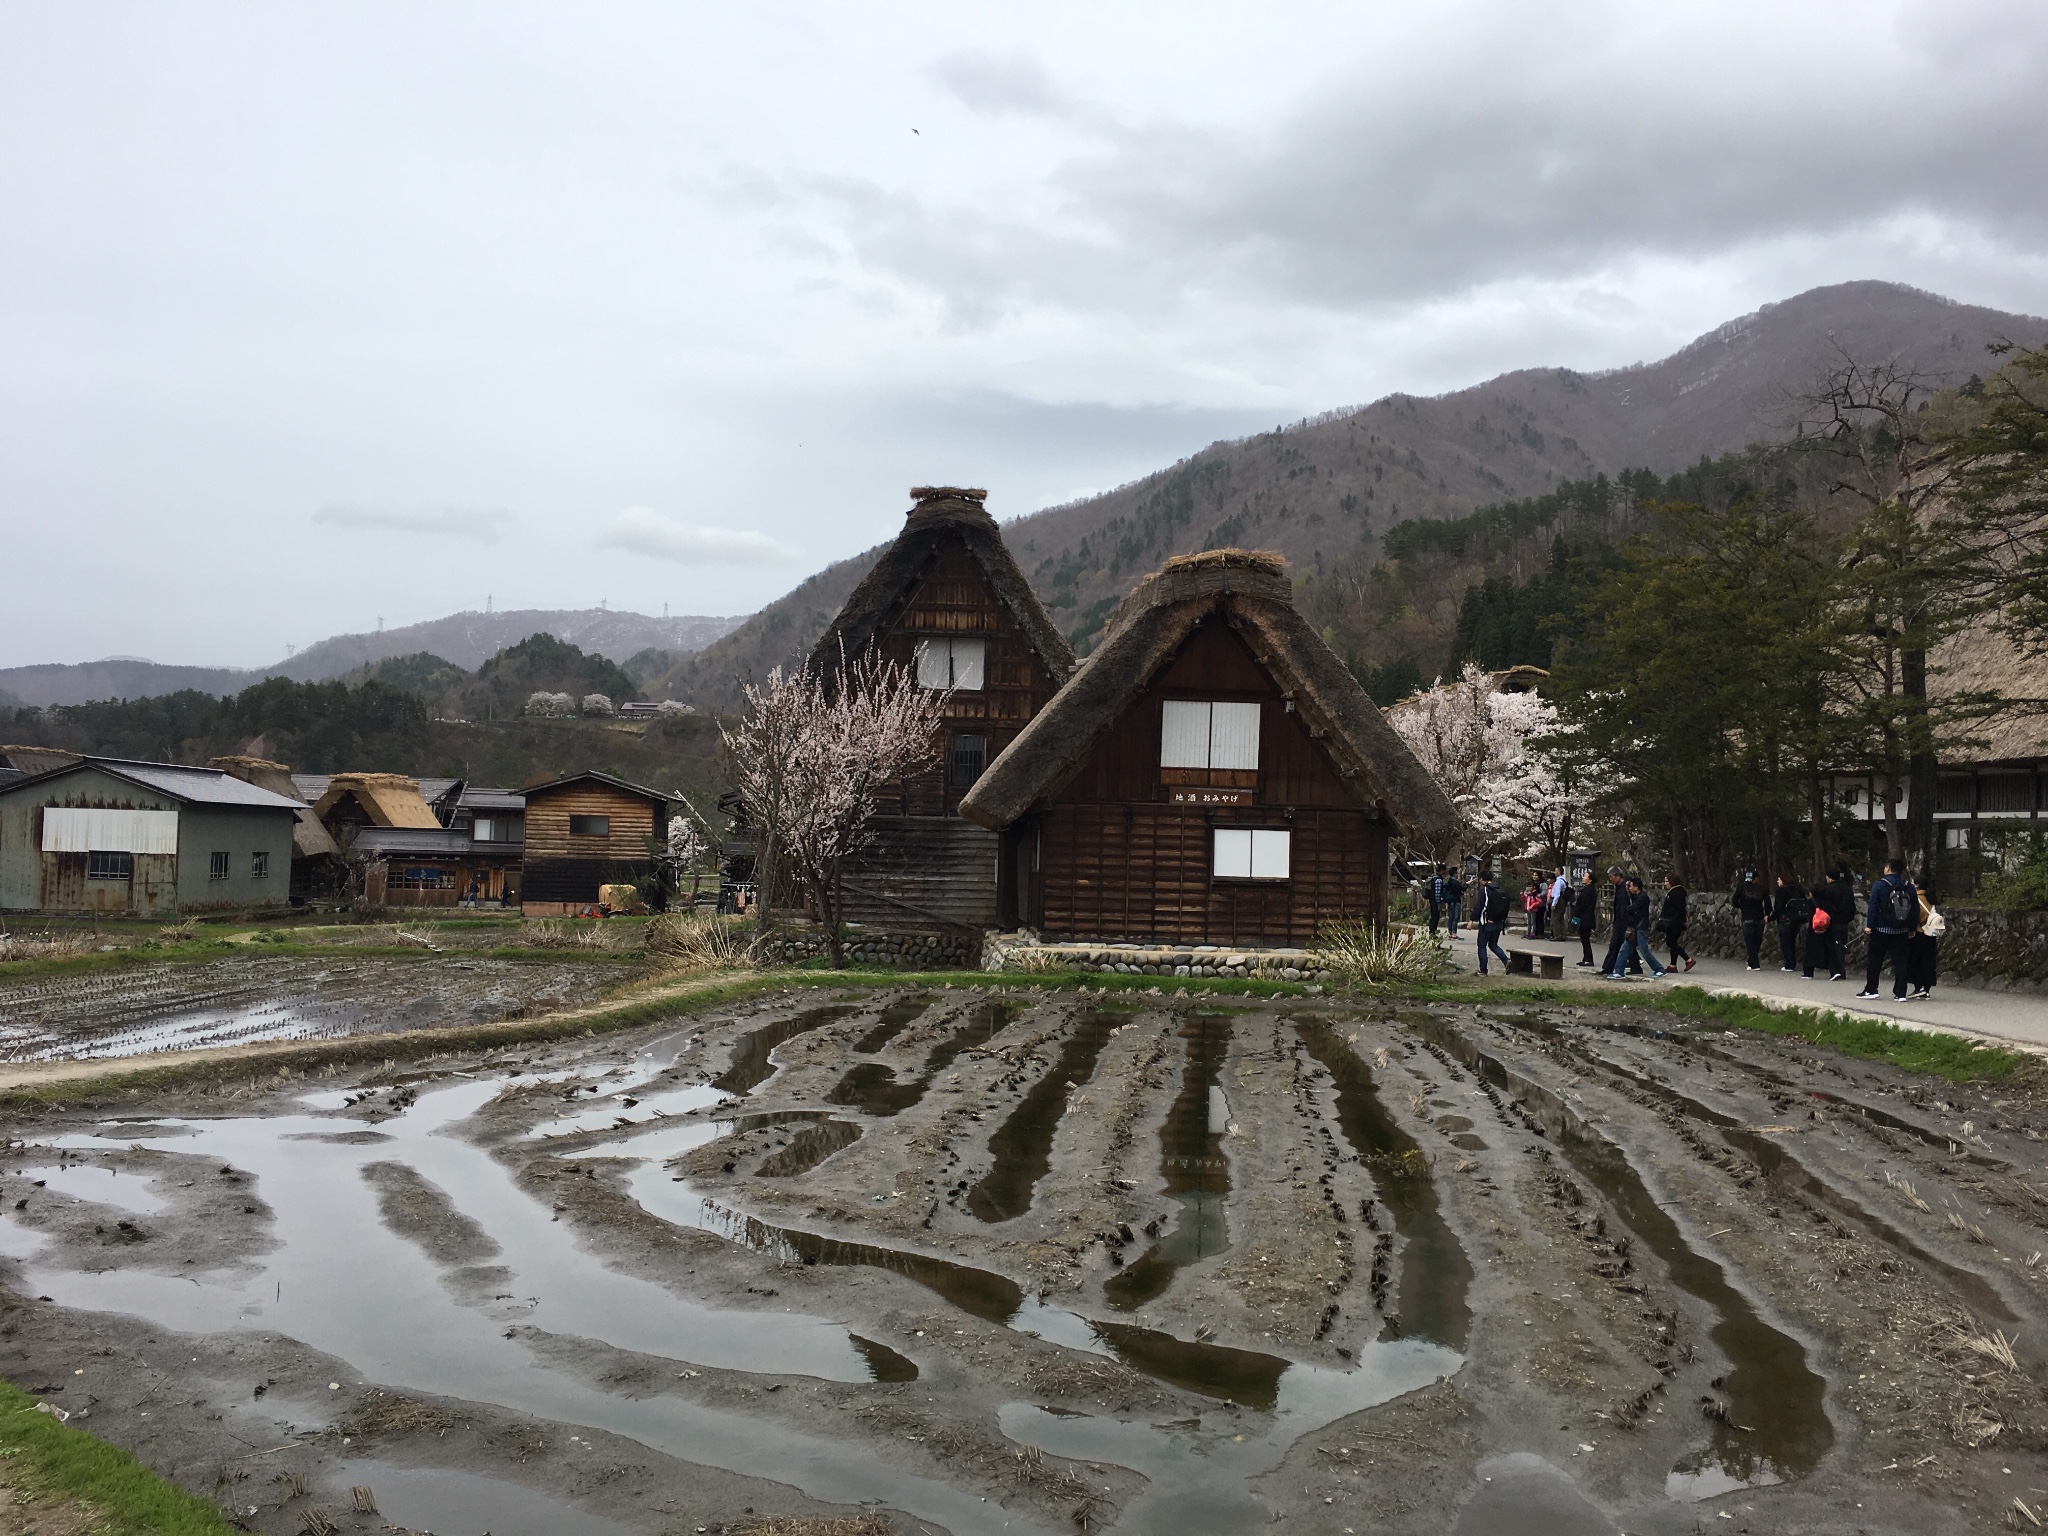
[0,1377,232,1535]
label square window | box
[569,815,610,838]
[473,817,494,842]
[950,733,987,788]
[915,638,987,692]
[209,851,230,880]
[251,850,268,879]
[1161,700,1261,770]
[1213,827,1289,881]
[87,851,133,880]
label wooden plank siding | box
[1034,617,1389,945]
[521,779,664,914]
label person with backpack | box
[1908,883,1945,1001]
[1473,870,1513,975]
[1604,875,1668,980]
[1858,858,1920,1000]
[1731,871,1769,970]
[1443,869,1466,941]
[1655,872,1694,971]
[1571,869,1599,967]
[1804,865,1853,981]
[1769,873,1809,973]
[1426,864,1449,936]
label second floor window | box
[569,815,610,838]
[1161,700,1261,771]
[915,637,987,691]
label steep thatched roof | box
[313,772,442,829]
[959,549,1462,842]
[809,487,1075,684]
[0,746,82,777]
[1931,628,2048,762]
[211,755,343,862]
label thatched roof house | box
[960,549,1460,942]
[210,755,343,866]
[312,773,442,834]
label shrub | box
[645,912,756,972]
[1315,918,1455,989]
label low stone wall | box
[758,927,978,970]
[988,939,1335,984]
[1668,892,2048,994]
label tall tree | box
[1939,342,2048,650]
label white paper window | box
[1213,828,1290,880]
[1161,700,1262,770]
[914,638,986,691]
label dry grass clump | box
[730,1518,894,1536]
[522,918,642,952]
[645,911,756,972]
[0,929,98,961]
[156,919,201,943]
[341,1392,462,1436]
[1314,919,1454,990]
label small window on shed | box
[569,814,610,838]
[915,638,987,691]
[1212,827,1290,881]
[950,733,987,788]
[87,851,133,881]
[251,850,269,879]
[209,851,230,880]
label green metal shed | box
[0,758,300,916]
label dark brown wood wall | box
[523,784,662,860]
[1036,615,1389,944]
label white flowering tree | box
[524,690,576,718]
[1387,664,1593,865]
[721,649,945,967]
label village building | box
[959,550,1459,944]
[519,770,668,915]
[0,757,300,916]
[209,756,345,898]
[808,485,1074,930]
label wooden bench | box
[1505,946,1565,981]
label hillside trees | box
[1940,342,2048,647]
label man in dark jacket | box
[1803,866,1853,981]
[1443,870,1466,941]
[1599,866,1632,975]
[1473,871,1513,975]
[1769,875,1809,972]
[1426,865,1448,936]
[1571,871,1599,967]
[1859,858,1919,1000]
[1604,875,1668,980]
[1731,872,1768,970]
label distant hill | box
[0,607,742,707]
[664,280,2048,709]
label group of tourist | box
[1420,857,1946,1000]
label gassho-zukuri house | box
[958,548,1460,945]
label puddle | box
[828,1000,1022,1119]
[852,994,938,1052]
[527,1082,728,1141]
[714,1005,858,1095]
[758,1118,862,1176]
[1452,1453,1620,1535]
[968,1011,1120,1223]
[337,1460,639,1536]
[11,1163,166,1216]
[1415,1017,1833,1497]
[1298,1020,1473,1348]
[1105,1013,1233,1311]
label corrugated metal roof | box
[352,826,476,856]
[103,760,305,809]
[459,787,526,811]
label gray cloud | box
[312,505,516,543]
[592,507,802,568]
[929,49,1071,118]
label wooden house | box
[959,550,1460,944]
[809,486,1074,930]
[519,771,668,915]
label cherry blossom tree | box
[1387,664,1594,865]
[721,649,945,966]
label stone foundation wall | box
[988,938,1334,984]
[1671,892,2048,994]
[758,927,977,969]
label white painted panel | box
[1212,827,1252,879]
[915,640,951,690]
[41,807,179,855]
[1161,701,1212,768]
[1249,828,1292,880]
[1209,702,1262,771]
[950,639,986,691]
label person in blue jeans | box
[1443,871,1466,941]
[1473,871,1513,974]
[1604,875,1667,980]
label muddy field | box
[5,981,2048,1533]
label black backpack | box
[1483,884,1510,924]
[1884,878,1917,929]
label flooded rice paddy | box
[4,978,2047,1533]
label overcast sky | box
[5,1,2047,668]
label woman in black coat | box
[1656,874,1693,971]
[1571,870,1599,968]
[1803,866,1853,981]
[1732,872,1769,970]
[1770,874,1809,972]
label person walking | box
[1655,873,1694,972]
[1769,873,1809,973]
[1604,876,1668,980]
[1426,864,1448,937]
[1731,871,1769,970]
[1473,871,1513,975]
[1571,870,1599,968]
[1858,858,1920,1000]
[1804,865,1853,981]
[1599,866,1632,976]
[1908,883,1944,1001]
[1443,868,1466,941]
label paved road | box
[1440,926,2048,1054]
